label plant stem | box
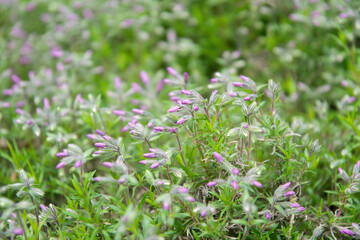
[247,115,252,164]
[241,213,251,240]
[144,138,152,148]
[16,210,28,240]
[165,165,173,185]
[175,134,187,168]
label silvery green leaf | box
[31,188,44,197]
[144,170,155,182]
[0,197,13,208]
[339,168,351,183]
[68,144,83,154]
[240,127,248,137]
[248,126,262,133]
[1,209,13,220]
[310,139,321,153]
[15,201,32,210]
[19,169,28,183]
[33,125,41,136]
[170,168,184,178]
[310,225,324,240]
[8,183,25,189]
[274,204,287,217]
[208,90,218,107]
[227,128,241,137]
[345,183,358,194]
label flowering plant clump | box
[1,0,360,239]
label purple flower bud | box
[201,210,207,217]
[339,13,348,19]
[341,80,348,87]
[154,126,165,132]
[296,207,305,212]
[3,89,13,96]
[282,182,291,190]
[348,96,356,103]
[210,78,218,83]
[340,229,354,236]
[93,177,102,182]
[102,136,111,141]
[102,162,114,168]
[132,108,144,115]
[243,123,248,128]
[122,126,130,132]
[139,160,147,165]
[56,152,67,157]
[51,47,63,58]
[193,105,199,111]
[143,153,156,158]
[74,160,82,168]
[213,152,224,163]
[265,212,271,219]
[290,203,301,208]
[118,177,126,184]
[25,120,31,125]
[150,162,160,169]
[113,110,126,116]
[169,128,177,133]
[177,118,186,125]
[284,191,295,197]
[177,187,189,194]
[243,96,251,101]
[94,142,106,148]
[252,180,262,188]
[168,106,180,113]
[3,102,10,108]
[179,99,192,105]
[43,98,50,109]
[183,72,189,82]
[181,90,192,95]
[122,216,128,222]
[170,96,180,102]
[86,134,96,139]
[13,228,23,235]
[114,77,121,89]
[186,196,195,202]
[156,180,164,185]
[233,82,243,87]
[56,162,66,169]
[156,79,164,93]
[132,82,142,92]
[94,151,102,155]
[140,70,150,85]
[232,168,240,175]
[11,74,21,84]
[167,67,178,76]
[39,204,47,210]
[149,148,157,153]
[16,101,24,108]
[207,181,217,187]
[231,180,239,190]
[162,201,170,210]
[16,108,24,115]
[229,92,237,97]
[240,75,250,82]
[96,129,105,136]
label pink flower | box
[207,181,217,187]
[113,110,126,116]
[232,168,240,175]
[177,118,186,124]
[233,82,243,87]
[181,90,192,95]
[213,152,224,163]
[231,180,239,190]
[177,187,189,194]
[167,67,178,76]
[140,71,150,85]
[56,162,66,169]
[150,162,160,169]
[284,191,295,197]
[251,180,262,188]
[102,162,114,168]
[132,108,144,115]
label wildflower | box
[102,162,114,168]
[132,108,144,115]
[240,75,250,82]
[11,74,21,84]
[251,180,262,188]
[229,92,237,97]
[265,212,271,219]
[290,203,300,208]
[118,176,126,184]
[282,182,291,190]
[177,187,189,194]
[132,83,142,92]
[232,168,240,175]
[179,99,192,105]
[183,72,189,82]
[284,191,295,197]
[74,160,82,168]
[14,228,23,235]
[96,129,105,136]
[193,105,199,111]
[150,162,160,169]
[169,128,177,133]
[233,82,243,87]
[153,126,166,132]
[207,181,217,187]
[339,229,354,236]
[296,207,305,212]
[113,110,126,116]
[177,118,186,124]
[43,98,50,109]
[244,96,251,101]
[56,152,67,157]
[231,180,239,190]
[139,160,147,165]
[162,201,170,210]
[140,71,150,85]
[56,162,66,169]
[16,108,24,115]
[181,90,192,95]
[213,152,224,163]
[94,142,106,148]
[167,67,178,76]
[143,153,156,158]
[186,196,195,202]
[210,78,218,83]
[201,210,207,217]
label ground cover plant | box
[1,0,360,239]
